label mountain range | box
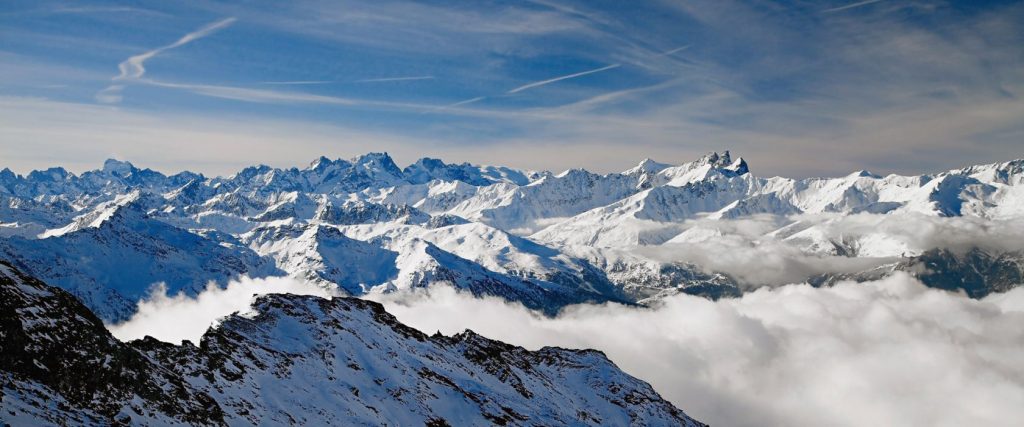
[1,151,1021,322]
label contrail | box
[262,77,435,85]
[507,63,621,94]
[823,0,887,13]
[445,96,486,108]
[114,17,237,81]
[355,76,435,83]
[424,96,485,114]
[98,17,236,103]
[658,45,690,56]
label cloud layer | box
[106,272,1024,426]
[376,276,1024,427]
[632,213,1024,287]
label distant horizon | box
[1,149,1019,182]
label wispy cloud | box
[2,5,168,17]
[260,76,435,85]
[143,79,358,105]
[658,45,691,56]
[547,77,689,113]
[260,80,335,85]
[95,84,125,103]
[444,96,486,108]
[114,17,236,81]
[137,79,477,115]
[507,63,621,94]
[97,17,237,103]
[823,0,888,13]
[52,6,166,15]
[354,76,435,83]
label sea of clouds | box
[108,272,1024,427]
[637,213,1024,287]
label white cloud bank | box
[106,276,338,344]
[374,274,1024,427]
[633,213,1024,287]
[106,273,1024,426]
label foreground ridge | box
[0,261,705,426]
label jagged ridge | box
[0,261,704,426]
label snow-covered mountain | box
[0,151,1022,321]
[0,195,280,321]
[0,261,704,426]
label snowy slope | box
[0,261,705,427]
[0,200,280,321]
[242,223,398,294]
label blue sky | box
[1,0,1022,177]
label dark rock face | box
[607,260,742,301]
[0,262,704,426]
[908,248,1024,298]
[315,200,430,225]
[809,248,1024,298]
[0,261,225,426]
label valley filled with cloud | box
[106,272,1024,427]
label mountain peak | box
[26,166,70,182]
[0,167,18,182]
[102,158,136,176]
[848,169,880,179]
[554,168,594,179]
[410,157,447,169]
[351,151,395,165]
[308,155,333,169]
[305,156,353,179]
[725,156,749,175]
[695,151,733,168]
[402,157,502,186]
[624,158,671,176]
[351,152,402,177]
